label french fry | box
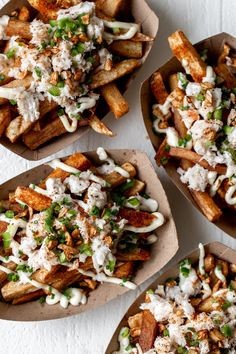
[124,179,145,197]
[155,137,169,166]
[169,147,227,175]
[95,0,125,17]
[22,117,67,150]
[116,249,150,262]
[18,6,30,22]
[104,162,136,187]
[218,44,230,65]
[100,83,129,119]
[0,104,12,137]
[12,289,45,305]
[5,19,31,40]
[131,33,154,42]
[150,72,168,104]
[197,296,221,312]
[5,99,58,143]
[0,220,8,234]
[139,310,158,352]
[40,152,92,189]
[168,30,207,82]
[90,59,140,90]
[114,261,134,278]
[118,208,157,228]
[214,63,236,88]
[88,115,113,136]
[109,40,143,59]
[191,189,222,222]
[15,186,51,211]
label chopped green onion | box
[6,48,16,59]
[56,81,65,88]
[121,327,129,338]
[220,325,232,337]
[0,75,5,81]
[214,108,223,120]
[2,231,11,248]
[222,300,232,310]
[147,289,154,295]
[79,243,93,256]
[177,72,189,90]
[9,99,17,105]
[57,108,65,117]
[48,86,61,96]
[7,273,19,282]
[163,329,169,337]
[119,180,135,193]
[16,264,33,273]
[160,156,169,165]
[49,20,58,27]
[196,93,205,102]
[89,206,100,217]
[59,252,67,264]
[106,259,116,272]
[39,296,46,304]
[223,125,234,135]
[5,210,14,218]
[35,67,42,79]
[127,197,140,207]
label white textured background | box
[0,0,236,353]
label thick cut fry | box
[100,83,129,119]
[169,147,227,175]
[12,289,45,305]
[90,59,140,89]
[114,261,134,278]
[5,19,31,40]
[218,44,230,65]
[131,33,153,42]
[151,72,168,104]
[139,310,158,352]
[118,208,156,227]
[104,162,136,187]
[214,63,236,88]
[168,31,207,82]
[5,99,58,143]
[191,189,222,222]
[155,137,169,166]
[95,0,125,17]
[22,117,67,150]
[40,152,92,189]
[116,249,150,261]
[109,40,143,59]
[0,261,16,286]
[18,6,30,21]
[124,179,145,197]
[0,104,11,137]
[15,186,51,211]
[88,115,113,136]
[197,297,221,312]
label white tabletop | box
[0,0,235,353]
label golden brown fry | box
[0,75,32,105]
[197,296,221,312]
[168,30,207,82]
[5,19,31,40]
[0,220,8,234]
[0,261,16,286]
[27,0,75,20]
[218,44,230,64]
[118,208,156,228]
[90,59,140,90]
[109,40,143,59]
[124,179,145,197]
[15,186,51,211]
[169,147,227,175]
[18,6,30,22]
[0,104,11,137]
[100,83,129,119]
[117,249,150,261]
[214,63,236,88]
[150,72,168,104]
[5,99,58,143]
[114,261,134,278]
[12,289,45,305]
[128,312,143,338]
[139,310,158,352]
[191,189,222,222]
[104,162,136,187]
[95,0,126,17]
[88,115,113,136]
[131,33,154,42]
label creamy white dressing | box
[96,147,130,178]
[214,266,226,282]
[202,281,212,300]
[0,86,24,100]
[112,327,133,354]
[198,243,205,275]
[202,66,216,84]
[29,184,50,197]
[102,20,140,41]
[47,158,80,174]
[152,116,167,134]
[124,212,164,233]
[0,255,26,265]
[78,269,137,290]
[225,181,236,205]
[126,195,158,212]
[59,115,78,133]
[166,127,179,147]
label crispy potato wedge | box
[139,310,158,352]
[124,179,145,197]
[5,19,31,40]
[100,83,129,119]
[88,115,113,136]
[151,72,168,104]
[95,0,126,17]
[15,186,51,211]
[168,30,207,82]
[90,59,140,90]
[109,40,143,59]
[12,289,45,305]
[116,249,150,262]
[114,261,134,278]
[104,162,136,188]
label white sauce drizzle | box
[96,147,130,178]
[102,20,140,41]
[59,115,78,133]
[225,182,236,205]
[47,158,80,174]
[214,266,226,282]
[198,243,205,275]
[202,281,212,299]
[0,15,10,40]
[124,212,164,233]
[29,184,50,197]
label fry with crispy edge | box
[95,0,126,17]
[168,30,207,82]
[139,310,158,352]
[109,40,143,59]
[90,59,140,89]
[151,71,168,104]
[100,83,129,119]
[15,186,51,211]
[0,104,12,137]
